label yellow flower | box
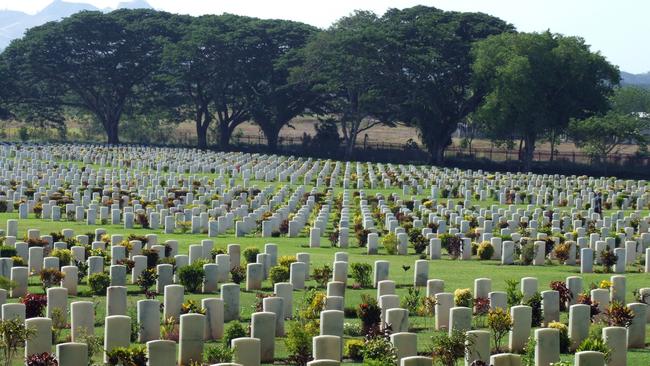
[599,280,612,289]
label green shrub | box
[362,336,397,365]
[285,321,313,366]
[105,345,147,366]
[136,268,158,294]
[549,321,570,353]
[230,265,245,284]
[50,249,72,266]
[269,265,290,285]
[523,292,543,327]
[39,268,65,290]
[178,263,205,293]
[505,279,523,307]
[345,339,364,361]
[477,242,494,260]
[430,330,467,366]
[487,308,512,353]
[242,247,260,264]
[454,288,473,307]
[576,337,611,362]
[381,233,398,255]
[350,262,372,288]
[0,246,16,258]
[88,272,111,295]
[311,265,332,288]
[204,344,233,364]
[520,242,535,265]
[223,322,247,348]
[278,255,296,268]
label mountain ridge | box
[0,0,151,49]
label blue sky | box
[1,0,647,73]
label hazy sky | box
[1,0,648,73]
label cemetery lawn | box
[3,205,650,365]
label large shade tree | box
[380,6,513,164]
[297,11,393,158]
[241,18,321,152]
[3,9,184,144]
[472,31,620,170]
[160,14,252,149]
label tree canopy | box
[380,6,514,163]
[2,9,187,143]
[472,31,620,170]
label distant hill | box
[0,0,152,49]
[621,71,650,88]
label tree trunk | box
[428,141,446,165]
[105,118,120,145]
[264,127,280,153]
[522,134,536,171]
[218,120,231,149]
[196,123,208,149]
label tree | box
[567,112,649,163]
[3,9,184,144]
[380,6,513,164]
[241,18,321,152]
[297,11,392,158]
[472,31,620,170]
[160,14,251,149]
[611,86,650,114]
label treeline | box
[0,6,648,169]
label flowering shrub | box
[357,294,381,334]
[454,288,473,307]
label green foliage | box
[430,329,468,366]
[203,344,233,364]
[39,268,65,290]
[487,308,513,353]
[523,292,543,327]
[178,262,205,293]
[223,322,247,348]
[400,287,422,315]
[50,248,72,266]
[350,262,372,288]
[230,265,246,284]
[505,279,524,307]
[357,294,381,334]
[473,31,619,170]
[0,246,16,258]
[381,233,398,255]
[362,336,398,366]
[269,265,290,285]
[568,112,649,163]
[381,6,513,163]
[520,242,535,265]
[549,321,570,353]
[345,339,365,361]
[454,288,473,307]
[242,247,260,264]
[136,268,158,294]
[577,337,612,362]
[87,272,111,295]
[0,318,36,366]
[311,264,332,288]
[604,301,634,327]
[105,345,147,366]
[285,321,313,366]
[477,241,494,260]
